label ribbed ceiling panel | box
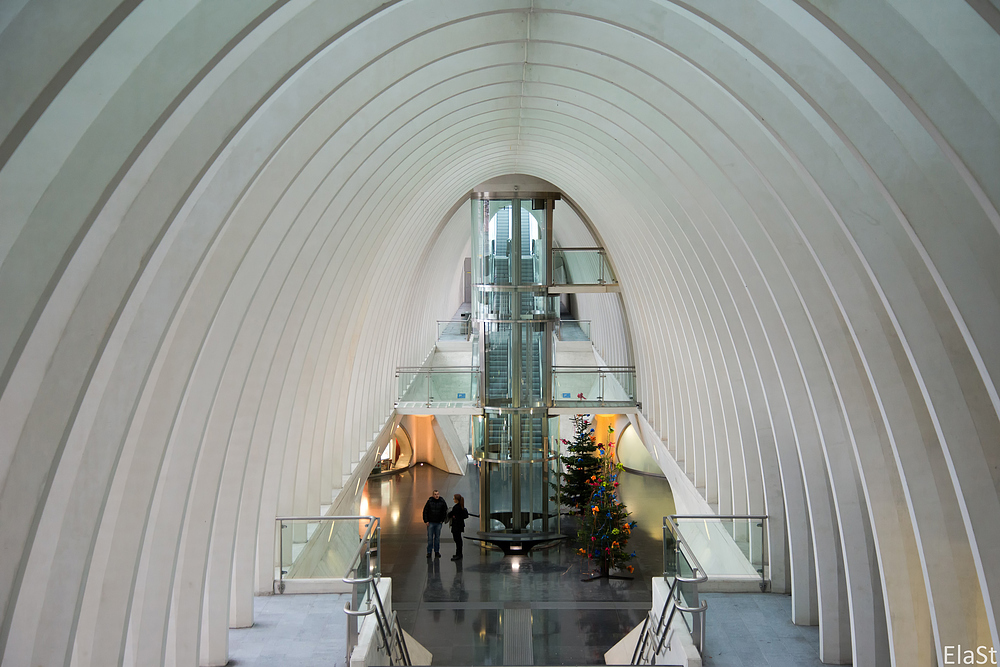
[0,2,996,666]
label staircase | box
[520,211,536,312]
[494,206,510,285]
[486,329,510,405]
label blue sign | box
[562,392,571,398]
[457,393,466,399]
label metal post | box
[278,521,284,593]
[544,198,554,286]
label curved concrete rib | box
[0,2,996,666]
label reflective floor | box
[364,461,674,665]
[229,459,823,666]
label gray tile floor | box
[227,593,351,666]
[700,593,824,667]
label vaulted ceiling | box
[0,2,998,666]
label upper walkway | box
[396,307,636,415]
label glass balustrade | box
[473,286,559,321]
[663,517,709,646]
[437,319,471,340]
[552,248,617,286]
[554,319,591,341]
[551,366,636,407]
[669,515,768,587]
[395,367,479,408]
[276,516,379,594]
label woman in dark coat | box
[447,494,470,560]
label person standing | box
[447,493,470,560]
[422,489,448,558]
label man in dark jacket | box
[422,489,449,558]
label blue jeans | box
[426,522,443,554]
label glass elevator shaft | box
[471,191,561,539]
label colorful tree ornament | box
[578,423,637,580]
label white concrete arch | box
[0,1,997,666]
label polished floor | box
[364,461,673,665]
[229,460,823,666]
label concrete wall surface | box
[0,2,996,666]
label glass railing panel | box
[675,547,698,619]
[552,248,617,285]
[471,330,480,369]
[396,368,479,408]
[552,368,598,404]
[671,516,767,583]
[662,518,703,636]
[663,521,678,580]
[551,367,636,407]
[437,319,471,340]
[474,286,558,320]
[277,517,378,584]
[555,320,591,341]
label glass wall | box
[471,191,560,538]
[472,198,550,290]
[475,412,560,533]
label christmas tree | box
[577,424,637,578]
[555,414,602,516]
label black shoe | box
[451,555,462,561]
[435,552,441,558]
[426,552,431,558]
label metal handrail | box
[662,516,709,654]
[343,572,411,666]
[551,365,635,372]
[437,318,471,330]
[669,514,768,520]
[632,578,679,664]
[339,517,410,666]
[631,577,709,664]
[395,366,479,372]
[669,514,769,589]
[662,516,710,585]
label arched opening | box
[373,425,414,476]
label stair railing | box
[631,577,679,664]
[631,560,708,664]
[343,576,411,666]
[341,517,411,666]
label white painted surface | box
[0,3,994,666]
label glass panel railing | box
[396,367,480,408]
[473,285,559,320]
[554,319,591,341]
[551,366,636,407]
[670,515,768,588]
[275,516,379,589]
[276,516,381,661]
[663,516,709,653]
[437,319,471,340]
[552,248,617,286]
